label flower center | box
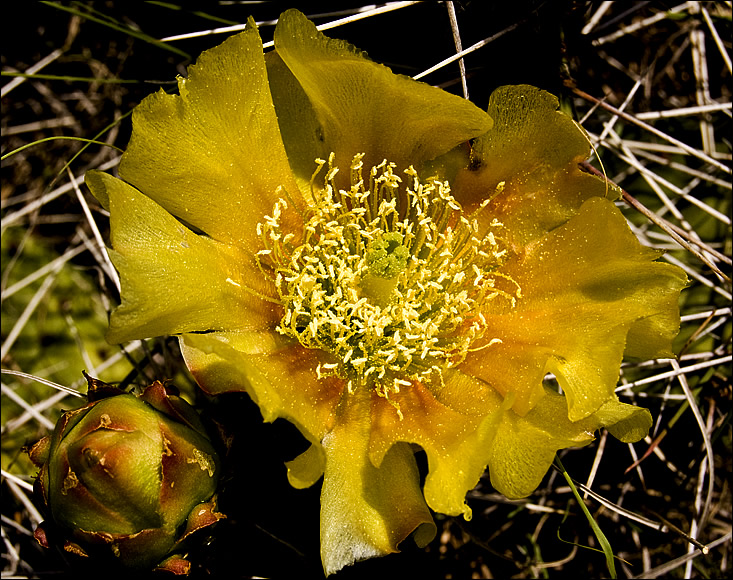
[257,154,520,416]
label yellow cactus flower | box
[86,9,687,575]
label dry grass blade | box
[1,48,63,98]
[572,87,731,174]
[0,370,84,399]
[629,532,732,579]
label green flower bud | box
[28,373,223,573]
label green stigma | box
[360,232,409,308]
[366,232,409,279]
[256,153,520,416]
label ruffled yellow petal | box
[85,171,279,344]
[486,389,651,499]
[285,442,326,490]
[320,389,435,576]
[464,197,686,420]
[454,85,618,248]
[624,298,688,360]
[586,397,654,443]
[366,372,503,519]
[180,332,338,491]
[273,9,492,183]
[178,331,342,447]
[118,18,302,248]
[367,369,652,516]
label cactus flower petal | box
[271,9,492,185]
[117,20,301,250]
[460,196,688,419]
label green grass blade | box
[40,1,190,58]
[45,109,133,189]
[555,456,617,578]
[1,137,123,162]
[1,72,139,84]
[144,1,239,26]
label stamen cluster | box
[257,154,519,411]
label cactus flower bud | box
[28,373,223,574]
